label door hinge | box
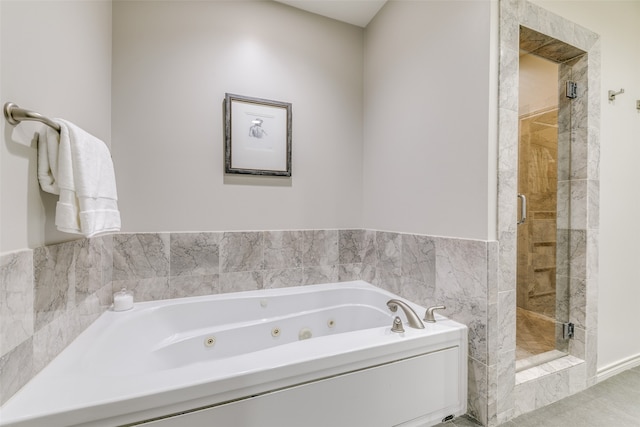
[563,322,575,339]
[566,81,578,99]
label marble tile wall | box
[111,230,361,300]
[0,228,498,416]
[497,1,600,426]
[0,237,113,405]
[358,231,498,423]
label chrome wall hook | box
[608,88,624,101]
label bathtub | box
[0,281,467,427]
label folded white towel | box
[37,119,121,237]
[38,127,60,194]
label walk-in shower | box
[516,26,587,372]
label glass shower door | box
[515,52,571,370]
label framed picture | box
[224,93,292,176]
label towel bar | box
[3,102,61,133]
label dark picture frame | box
[224,93,292,176]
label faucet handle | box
[424,305,446,322]
[390,316,405,333]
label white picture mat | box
[230,100,288,172]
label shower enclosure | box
[516,26,586,371]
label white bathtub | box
[0,281,467,427]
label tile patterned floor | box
[516,307,556,360]
[433,365,640,427]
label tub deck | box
[0,281,467,427]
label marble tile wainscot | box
[0,229,498,423]
[0,236,113,405]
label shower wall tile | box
[113,233,170,280]
[113,277,171,302]
[0,250,34,356]
[170,232,220,277]
[33,241,76,331]
[264,231,302,270]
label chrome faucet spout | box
[386,299,425,329]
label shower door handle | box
[517,194,527,225]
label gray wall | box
[111,1,364,234]
[363,0,494,240]
[0,0,112,252]
[531,0,640,374]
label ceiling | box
[273,0,387,27]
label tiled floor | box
[434,365,640,427]
[516,307,556,360]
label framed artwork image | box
[224,93,292,176]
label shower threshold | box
[516,349,568,373]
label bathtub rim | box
[0,280,467,427]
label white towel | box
[37,119,121,237]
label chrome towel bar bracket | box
[3,102,61,133]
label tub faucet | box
[424,305,446,323]
[386,299,425,329]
